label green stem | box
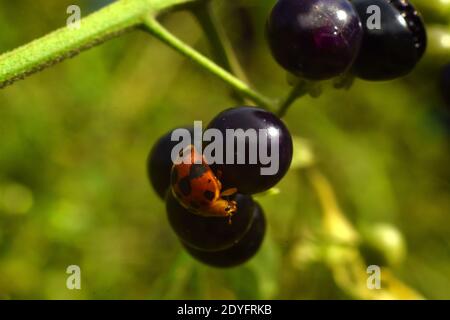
[0,0,197,89]
[277,81,310,117]
[0,0,273,109]
[143,16,274,109]
[277,79,323,117]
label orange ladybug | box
[170,144,237,219]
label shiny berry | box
[166,192,255,252]
[352,0,427,80]
[206,106,293,194]
[266,0,363,80]
[147,127,194,199]
[182,202,266,268]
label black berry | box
[147,127,194,199]
[352,0,427,80]
[182,202,266,268]
[166,192,256,251]
[207,106,293,194]
[266,0,363,80]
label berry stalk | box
[143,17,274,109]
[276,81,310,117]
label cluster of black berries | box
[147,107,293,267]
[266,0,427,81]
[146,0,428,268]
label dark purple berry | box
[206,106,293,195]
[166,192,255,252]
[266,0,363,80]
[352,0,427,80]
[147,127,194,199]
[182,202,266,268]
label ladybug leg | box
[221,188,238,197]
[226,200,237,224]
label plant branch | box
[143,16,274,109]
[277,81,310,117]
[0,0,198,89]
[0,0,274,109]
[277,80,322,117]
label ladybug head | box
[224,200,237,216]
[208,199,237,218]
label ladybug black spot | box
[178,177,192,196]
[203,190,215,201]
[189,164,208,180]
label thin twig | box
[143,16,274,110]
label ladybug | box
[170,144,238,219]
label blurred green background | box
[0,0,449,299]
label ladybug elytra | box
[170,145,237,219]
